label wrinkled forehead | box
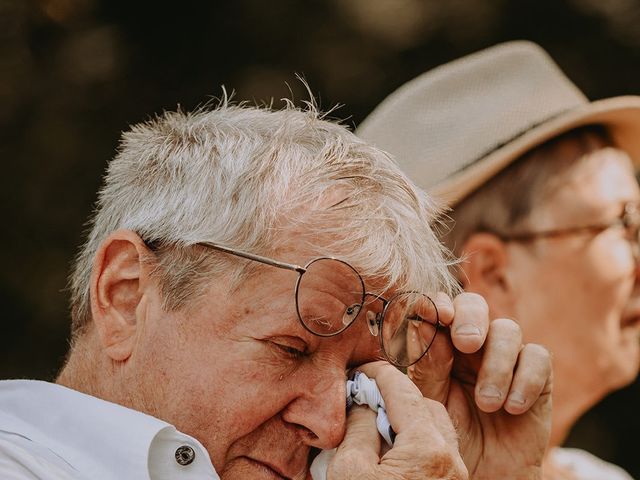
[558,146,633,190]
[275,187,394,267]
[268,171,450,297]
[535,146,639,224]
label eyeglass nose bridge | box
[362,292,388,338]
[366,310,380,337]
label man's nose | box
[282,370,347,450]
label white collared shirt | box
[549,447,633,480]
[0,380,219,479]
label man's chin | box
[608,336,640,387]
[220,456,306,480]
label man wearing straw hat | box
[358,41,640,479]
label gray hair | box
[69,101,457,336]
[441,125,614,255]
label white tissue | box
[309,372,393,480]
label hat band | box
[455,106,575,176]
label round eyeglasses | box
[488,201,640,260]
[195,243,441,368]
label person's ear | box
[89,229,155,362]
[457,232,515,318]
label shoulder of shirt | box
[0,431,81,479]
[550,447,634,480]
[0,380,219,480]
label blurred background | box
[2,0,640,475]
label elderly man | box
[0,102,551,479]
[358,41,640,479]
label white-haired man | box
[0,102,552,479]
[359,41,640,479]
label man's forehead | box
[531,147,639,223]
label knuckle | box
[328,451,375,479]
[457,464,470,480]
[456,291,489,311]
[422,396,448,415]
[491,317,522,338]
[436,304,455,321]
[331,448,357,467]
[418,444,462,478]
[523,342,551,360]
[377,361,400,376]
[524,343,551,358]
[450,458,470,480]
[358,360,396,383]
[362,360,392,372]
[435,291,454,309]
[435,290,453,303]
[521,343,554,376]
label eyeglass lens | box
[381,292,439,368]
[295,258,439,367]
[295,258,365,336]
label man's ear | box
[89,229,155,362]
[457,232,515,318]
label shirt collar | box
[0,380,218,480]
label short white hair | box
[69,101,457,335]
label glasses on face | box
[197,242,441,368]
[493,202,640,259]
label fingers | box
[356,361,426,433]
[327,360,469,479]
[432,291,455,325]
[450,293,489,354]
[504,343,552,415]
[327,407,380,480]
[407,328,454,403]
[413,293,552,419]
[473,319,553,415]
[474,318,522,412]
[408,291,488,402]
[341,362,468,479]
[337,406,381,460]
[356,361,456,442]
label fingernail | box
[478,385,502,400]
[508,391,526,406]
[454,324,482,336]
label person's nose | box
[626,221,640,267]
[282,367,347,450]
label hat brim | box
[431,95,640,206]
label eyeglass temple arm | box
[487,220,623,242]
[493,203,637,242]
[197,242,306,274]
[499,224,610,242]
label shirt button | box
[175,445,195,466]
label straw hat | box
[357,41,640,206]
